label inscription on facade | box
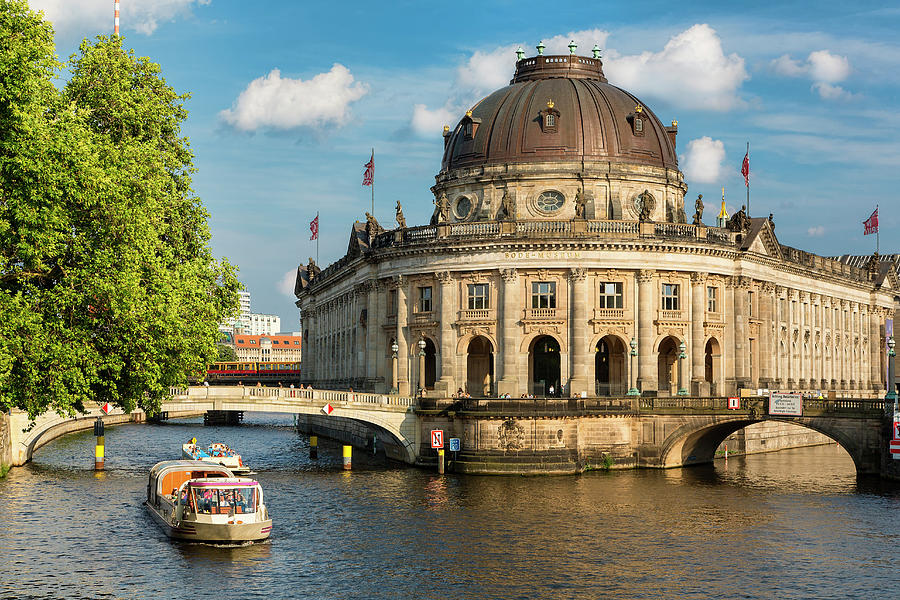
[504,251,582,260]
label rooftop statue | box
[395,201,407,229]
[431,192,450,225]
[497,190,516,221]
[692,194,704,226]
[727,205,751,232]
[574,189,586,220]
[307,257,321,278]
[365,212,384,238]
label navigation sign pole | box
[431,430,444,474]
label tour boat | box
[145,460,272,544]
[182,440,250,474]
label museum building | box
[294,46,898,399]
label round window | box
[454,196,472,219]
[536,190,565,213]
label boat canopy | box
[148,460,234,501]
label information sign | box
[890,440,900,460]
[768,392,803,416]
[727,397,740,410]
[430,430,443,449]
[449,438,460,452]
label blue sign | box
[449,438,460,452]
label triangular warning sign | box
[101,402,112,414]
[321,403,334,415]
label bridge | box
[3,387,894,477]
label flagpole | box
[746,141,750,217]
[371,147,375,218]
[316,211,319,265]
[877,204,879,255]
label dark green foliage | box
[0,1,240,418]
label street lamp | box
[391,341,399,394]
[627,337,640,396]
[677,341,688,396]
[886,336,896,407]
[418,337,427,397]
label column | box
[568,267,589,396]
[848,302,857,389]
[498,268,520,396]
[759,282,775,389]
[870,307,882,392]
[395,276,410,395]
[734,277,750,389]
[799,292,808,389]
[636,269,657,394]
[304,305,316,384]
[436,271,456,395]
[690,273,705,395]
[376,281,388,391]
[365,281,378,385]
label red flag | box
[362,152,374,186]
[741,152,749,187]
[309,215,319,240]
[863,208,878,235]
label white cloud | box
[807,225,826,237]
[220,65,368,132]
[604,24,748,111]
[807,50,851,83]
[771,54,807,78]
[277,269,296,297]
[456,46,520,96]
[770,50,852,100]
[30,0,210,35]
[681,137,726,184]
[411,104,458,138]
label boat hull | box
[145,502,272,543]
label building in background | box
[220,290,252,334]
[246,313,281,336]
[234,333,302,362]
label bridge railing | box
[168,386,415,409]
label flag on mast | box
[863,208,879,235]
[741,150,750,187]
[362,151,374,186]
[309,215,319,240]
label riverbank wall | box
[295,414,409,463]
[1,411,11,474]
[721,422,833,456]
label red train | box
[205,361,302,385]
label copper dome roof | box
[440,54,678,173]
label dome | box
[440,53,678,173]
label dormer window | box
[631,105,645,137]
[539,99,560,134]
[461,110,481,140]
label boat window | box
[192,487,257,514]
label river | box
[2,414,900,599]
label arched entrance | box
[595,336,627,396]
[705,338,721,396]
[657,336,681,396]
[531,335,561,396]
[466,336,493,397]
[424,337,436,390]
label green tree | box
[0,1,240,419]
[216,345,238,362]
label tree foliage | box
[0,1,240,418]
[216,344,238,362]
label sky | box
[29,0,900,330]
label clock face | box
[454,196,472,219]
[536,190,565,213]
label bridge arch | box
[657,415,871,474]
